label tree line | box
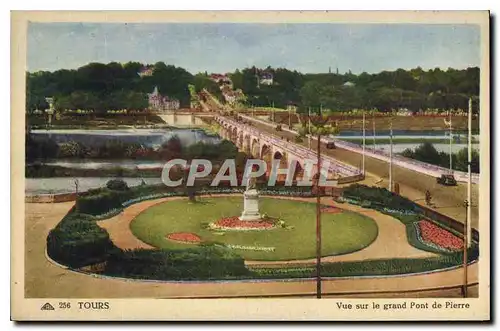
[229,66,480,113]
[26,62,220,113]
[27,62,480,114]
[26,134,243,163]
[401,142,479,173]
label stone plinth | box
[239,189,261,221]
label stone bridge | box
[214,116,363,183]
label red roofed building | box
[138,65,155,77]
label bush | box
[46,211,117,268]
[103,246,250,280]
[106,179,129,191]
[251,245,479,279]
[76,189,123,215]
[343,184,417,211]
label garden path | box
[24,202,479,299]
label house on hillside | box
[258,72,274,86]
[343,81,356,87]
[148,86,180,112]
[138,65,155,77]
[210,73,231,85]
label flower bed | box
[209,216,276,231]
[417,220,463,251]
[166,232,202,244]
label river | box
[30,127,220,148]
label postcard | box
[11,10,490,321]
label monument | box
[239,176,261,221]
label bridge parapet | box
[215,116,362,178]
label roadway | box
[237,115,479,228]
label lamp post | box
[467,98,472,247]
[462,199,469,298]
[309,111,338,299]
[389,116,393,192]
[308,107,312,149]
[449,110,453,174]
[362,110,366,175]
[372,110,376,150]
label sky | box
[27,22,481,74]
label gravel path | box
[24,201,477,298]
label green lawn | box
[130,197,378,261]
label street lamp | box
[462,199,469,298]
[309,111,338,299]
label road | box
[238,115,479,228]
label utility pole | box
[389,118,393,191]
[372,111,376,150]
[308,107,312,149]
[316,132,322,298]
[288,105,292,129]
[362,110,366,175]
[449,109,453,173]
[467,98,472,247]
[462,199,469,298]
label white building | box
[148,86,180,112]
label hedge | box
[46,210,118,268]
[250,244,479,279]
[103,246,250,280]
[343,184,417,212]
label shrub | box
[343,184,417,211]
[103,246,250,280]
[76,189,123,215]
[106,179,129,191]
[46,211,117,268]
[250,245,479,279]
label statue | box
[246,176,257,191]
[240,176,261,221]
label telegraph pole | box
[449,110,453,173]
[467,98,472,247]
[389,118,393,191]
[308,107,312,149]
[462,199,469,298]
[372,111,376,149]
[316,132,322,298]
[288,105,292,129]
[362,110,366,175]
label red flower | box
[418,220,463,251]
[214,216,274,229]
[166,232,202,243]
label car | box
[326,141,336,149]
[436,174,457,186]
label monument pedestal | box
[239,189,261,221]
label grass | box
[129,197,378,261]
